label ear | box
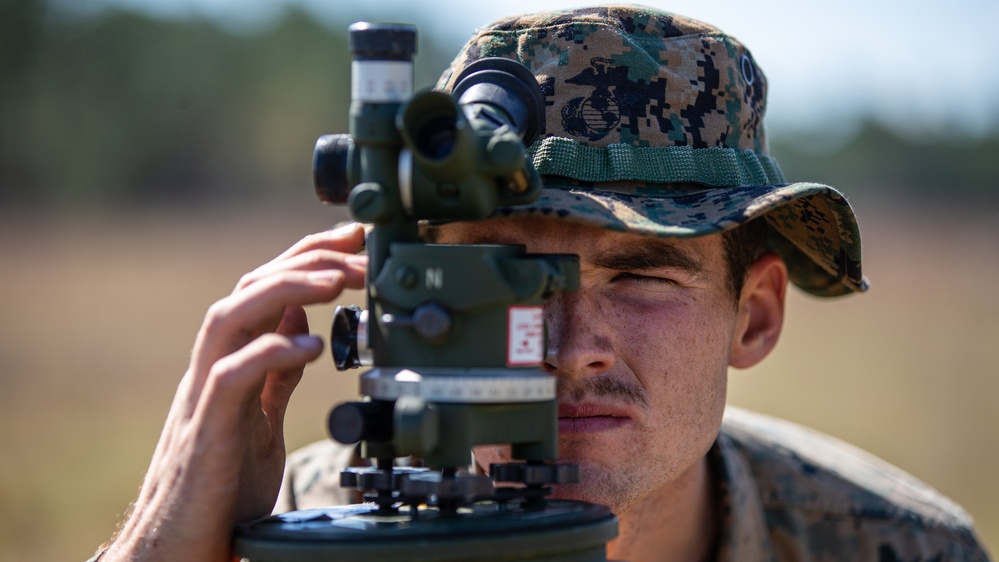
[729,252,788,369]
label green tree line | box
[0,1,449,208]
[2,1,996,209]
[772,125,999,206]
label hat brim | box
[491,181,868,297]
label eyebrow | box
[591,239,704,276]
[428,225,705,276]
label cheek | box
[612,294,733,378]
[614,295,732,437]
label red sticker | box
[507,306,543,366]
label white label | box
[351,61,412,102]
[507,306,544,366]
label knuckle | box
[203,299,233,332]
[206,357,242,391]
[206,335,291,388]
[254,333,289,358]
[293,232,335,254]
[257,270,296,293]
[303,249,340,270]
[236,271,258,290]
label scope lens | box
[416,116,457,160]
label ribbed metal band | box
[360,369,556,403]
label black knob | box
[313,134,353,205]
[328,401,394,444]
[331,305,363,370]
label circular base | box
[234,500,617,562]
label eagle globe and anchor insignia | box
[560,57,670,141]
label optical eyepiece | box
[451,57,546,145]
[313,134,353,205]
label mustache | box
[557,374,650,411]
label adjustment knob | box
[382,303,452,342]
[328,400,394,444]
[331,305,369,370]
[489,462,580,485]
[313,134,354,205]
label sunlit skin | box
[434,217,788,562]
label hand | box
[102,223,368,562]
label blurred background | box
[1,0,996,560]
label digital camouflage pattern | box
[274,408,991,561]
[436,5,868,297]
[712,408,990,562]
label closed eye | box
[612,272,679,287]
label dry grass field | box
[0,203,996,561]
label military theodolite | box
[233,23,618,561]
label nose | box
[543,291,616,377]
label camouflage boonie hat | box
[437,4,868,297]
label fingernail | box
[307,269,343,283]
[292,334,322,350]
[344,254,368,267]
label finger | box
[250,255,367,336]
[194,332,324,432]
[235,249,367,293]
[264,223,365,269]
[260,307,311,417]
[192,270,344,381]
[276,303,309,337]
[260,370,304,436]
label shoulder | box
[718,407,990,561]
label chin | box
[547,460,632,512]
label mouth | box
[557,403,632,435]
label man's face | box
[434,217,740,513]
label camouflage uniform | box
[276,408,991,561]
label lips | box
[557,402,632,434]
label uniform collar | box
[709,429,778,562]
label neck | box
[606,457,718,562]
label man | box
[93,5,990,561]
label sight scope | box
[233,22,617,562]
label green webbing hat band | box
[529,137,786,188]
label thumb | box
[276,304,310,338]
[263,306,317,418]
